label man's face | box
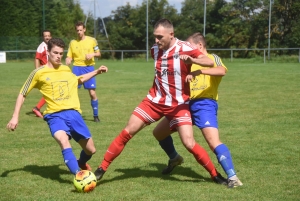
[76,25,86,38]
[43,32,52,44]
[48,45,64,66]
[153,25,173,50]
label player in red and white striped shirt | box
[94,19,218,182]
[32,30,52,118]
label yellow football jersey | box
[67,36,100,66]
[189,54,228,101]
[20,65,82,115]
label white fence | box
[3,48,300,63]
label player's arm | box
[180,54,214,67]
[7,94,26,131]
[186,66,226,83]
[65,42,73,65]
[78,65,108,84]
[35,59,41,69]
[86,51,101,60]
[65,57,73,65]
[94,50,101,57]
[194,66,226,76]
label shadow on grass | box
[96,162,212,186]
[0,164,72,184]
[25,111,44,119]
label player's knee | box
[152,129,160,140]
[182,140,195,151]
[85,147,96,155]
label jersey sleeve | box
[35,52,43,60]
[93,38,100,53]
[35,43,47,65]
[212,54,228,72]
[180,49,202,58]
[19,69,40,96]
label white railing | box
[207,48,300,63]
[3,48,300,63]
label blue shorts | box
[72,66,96,89]
[44,110,92,142]
[189,99,218,129]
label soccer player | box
[66,21,101,122]
[152,32,243,188]
[32,30,52,118]
[93,19,226,185]
[6,38,108,175]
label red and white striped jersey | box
[35,41,48,65]
[147,39,202,106]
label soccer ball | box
[73,170,97,193]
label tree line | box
[0,0,299,59]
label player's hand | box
[97,65,108,74]
[185,74,194,83]
[7,117,18,131]
[85,53,94,60]
[180,55,193,64]
[65,57,72,65]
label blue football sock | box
[214,144,236,178]
[78,150,92,165]
[159,135,178,159]
[91,99,98,117]
[62,148,80,175]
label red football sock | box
[189,143,218,177]
[36,97,46,110]
[100,129,132,171]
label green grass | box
[0,60,299,200]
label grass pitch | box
[0,60,299,200]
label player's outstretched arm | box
[78,65,108,84]
[7,94,26,131]
[193,54,214,67]
[200,66,226,76]
[180,54,214,67]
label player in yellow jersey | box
[66,21,101,122]
[7,38,108,176]
[152,33,243,188]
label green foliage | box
[0,60,299,200]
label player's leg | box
[202,128,242,187]
[191,99,241,187]
[77,138,96,171]
[94,114,147,180]
[66,109,96,171]
[82,66,100,122]
[177,125,226,184]
[171,104,226,184]
[152,117,183,174]
[53,130,81,174]
[32,97,45,118]
[94,98,161,181]
[88,88,99,122]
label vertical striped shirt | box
[148,39,202,106]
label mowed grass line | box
[0,60,299,200]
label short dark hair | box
[75,21,85,29]
[154,18,173,30]
[42,30,51,36]
[47,38,65,51]
[186,32,207,48]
